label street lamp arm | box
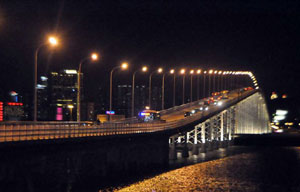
[162,73,166,110]
[109,66,121,113]
[131,70,138,117]
[77,57,89,123]
[148,71,155,108]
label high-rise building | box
[47,69,80,121]
[36,69,96,121]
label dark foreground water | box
[103,133,300,192]
[112,146,300,192]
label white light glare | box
[276,110,288,116]
[274,115,286,121]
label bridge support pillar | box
[169,137,177,160]
[199,143,206,153]
[182,143,189,158]
[212,140,219,150]
[192,144,201,155]
[169,143,177,160]
[219,140,228,148]
[206,141,213,151]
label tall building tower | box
[47,69,81,121]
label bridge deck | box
[0,89,256,143]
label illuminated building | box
[47,70,80,121]
[35,69,92,121]
[0,102,24,121]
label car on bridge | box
[199,104,209,111]
[184,111,192,117]
[138,110,161,122]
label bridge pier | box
[169,143,177,160]
[219,140,228,148]
[192,144,201,155]
[182,143,189,158]
[199,143,206,153]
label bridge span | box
[0,88,271,191]
[0,88,270,145]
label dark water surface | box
[113,146,300,192]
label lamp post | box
[222,71,226,91]
[77,53,98,122]
[213,70,217,93]
[33,36,58,122]
[132,66,148,117]
[218,71,222,92]
[208,69,213,97]
[170,69,176,107]
[203,71,207,98]
[180,69,186,104]
[110,62,128,117]
[148,68,163,109]
[196,69,201,100]
[161,72,166,110]
[190,69,194,102]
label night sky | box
[0,0,299,103]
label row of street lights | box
[34,35,99,122]
[34,36,258,121]
[109,66,257,118]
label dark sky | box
[0,0,299,102]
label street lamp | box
[132,66,148,117]
[222,71,226,90]
[180,69,186,104]
[218,71,222,91]
[170,69,176,107]
[67,104,74,121]
[34,35,58,122]
[161,70,166,110]
[208,69,213,97]
[213,70,217,93]
[203,71,207,98]
[190,69,194,102]
[110,62,128,118]
[77,52,99,122]
[196,69,201,100]
[149,67,163,109]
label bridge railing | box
[0,89,256,143]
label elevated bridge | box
[0,88,271,190]
[0,88,270,151]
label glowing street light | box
[203,70,207,98]
[149,68,163,109]
[132,66,148,117]
[170,69,176,107]
[196,69,201,100]
[109,62,129,119]
[213,70,217,92]
[190,70,194,102]
[218,70,222,91]
[180,69,186,104]
[48,36,58,46]
[77,52,99,122]
[34,35,59,121]
[208,69,213,97]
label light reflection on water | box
[169,146,253,170]
[114,147,300,192]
